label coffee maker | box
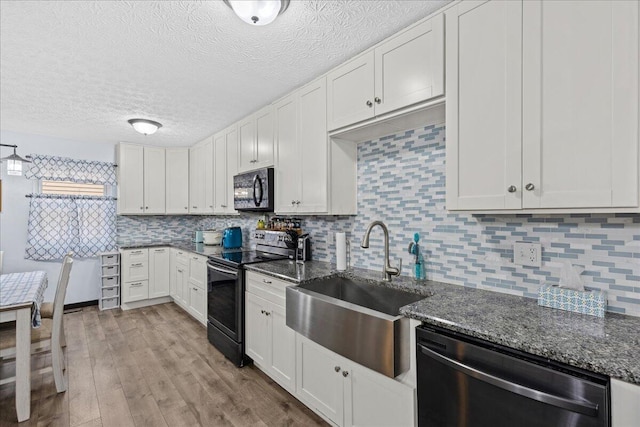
[296,234,312,263]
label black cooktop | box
[208,248,288,267]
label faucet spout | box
[360,221,401,282]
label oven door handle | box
[207,263,238,277]
[418,344,599,417]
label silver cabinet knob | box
[525,183,535,191]
[366,100,373,107]
[374,97,381,104]
[334,366,341,373]
[342,371,349,378]
[140,207,144,210]
[507,185,517,193]
[260,310,265,314]
[295,200,301,205]
[291,200,295,205]
[265,312,271,316]
[145,206,148,209]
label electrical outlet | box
[513,242,542,267]
[140,224,147,232]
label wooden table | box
[0,271,48,422]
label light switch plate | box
[513,242,542,267]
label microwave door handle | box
[253,174,264,207]
[418,344,599,417]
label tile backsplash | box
[118,123,640,317]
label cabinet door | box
[174,262,189,306]
[165,148,190,214]
[374,14,444,116]
[296,335,344,426]
[298,77,328,214]
[344,363,415,427]
[122,280,149,303]
[269,302,296,394]
[445,0,523,210]
[143,146,166,214]
[225,126,239,213]
[522,0,639,209]
[255,106,274,169]
[327,51,375,131]
[117,143,144,214]
[202,139,215,214]
[149,247,170,298]
[238,116,256,172]
[189,144,203,213]
[187,283,206,324]
[213,131,228,214]
[188,255,206,288]
[611,379,640,427]
[274,93,300,213]
[245,292,269,366]
[169,250,177,299]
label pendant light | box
[128,118,163,135]
[0,144,31,176]
[223,0,290,26]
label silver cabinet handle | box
[193,287,198,292]
[140,207,144,210]
[342,371,349,377]
[507,185,517,193]
[130,250,143,254]
[209,205,213,208]
[177,269,183,273]
[366,100,373,107]
[265,312,270,316]
[374,97,381,104]
[334,366,341,373]
[132,263,143,267]
[263,279,272,284]
[296,200,300,205]
[154,249,165,253]
[260,309,265,314]
[291,200,295,205]
[221,204,227,208]
[192,206,197,209]
[184,207,188,210]
[145,206,149,209]
[130,282,143,287]
[525,183,535,191]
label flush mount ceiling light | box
[127,118,163,135]
[223,0,290,26]
[0,143,32,176]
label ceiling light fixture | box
[128,118,163,135]
[223,0,290,26]
[0,144,32,176]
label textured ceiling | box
[0,0,450,147]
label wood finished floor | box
[0,303,327,427]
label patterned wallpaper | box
[118,124,640,316]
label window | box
[41,180,105,196]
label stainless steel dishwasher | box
[416,325,610,427]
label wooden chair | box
[0,252,73,393]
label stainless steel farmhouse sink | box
[286,276,426,378]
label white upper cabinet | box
[238,105,274,173]
[189,137,214,214]
[521,0,639,209]
[446,0,639,213]
[165,148,190,214]
[274,92,300,213]
[117,143,167,215]
[214,125,238,214]
[117,143,145,214]
[328,15,444,131]
[445,0,523,211]
[142,146,166,214]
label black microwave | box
[233,168,274,212]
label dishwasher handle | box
[418,343,599,417]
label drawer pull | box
[155,249,165,252]
[177,269,184,273]
[263,279,272,284]
[130,250,143,254]
[132,263,143,267]
[131,282,143,287]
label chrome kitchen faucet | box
[361,221,402,282]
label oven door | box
[207,261,241,342]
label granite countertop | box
[118,240,227,258]
[245,260,640,385]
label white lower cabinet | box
[149,247,170,298]
[611,378,640,427]
[296,334,414,427]
[169,248,206,325]
[245,272,296,394]
[122,280,149,303]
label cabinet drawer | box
[245,271,293,307]
[102,265,119,277]
[101,253,119,265]
[101,296,119,310]
[102,276,119,287]
[101,286,119,298]
[174,249,190,266]
[122,280,149,303]
[122,248,149,262]
[122,260,149,282]
[189,254,207,287]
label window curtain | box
[25,194,117,260]
[24,154,116,185]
